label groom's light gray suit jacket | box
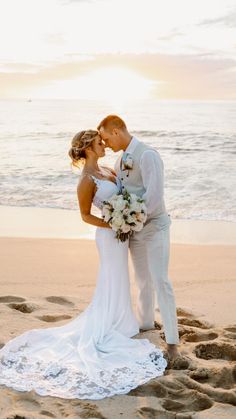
[116,137,171,231]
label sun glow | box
[1,0,235,100]
[32,67,155,104]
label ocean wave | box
[0,99,235,222]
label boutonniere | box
[122,153,133,171]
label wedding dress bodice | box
[91,176,120,210]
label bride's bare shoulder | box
[77,174,95,193]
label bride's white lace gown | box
[0,177,167,400]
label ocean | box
[0,99,235,222]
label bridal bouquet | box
[102,190,147,242]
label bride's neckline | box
[92,175,117,186]
[82,168,117,186]
[82,172,117,186]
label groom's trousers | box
[129,216,179,345]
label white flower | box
[136,212,147,223]
[110,194,120,202]
[126,214,136,224]
[112,209,123,218]
[111,214,124,230]
[132,201,143,213]
[112,196,126,211]
[130,193,138,201]
[111,223,120,232]
[124,155,133,170]
[123,153,133,170]
[122,223,132,233]
[123,208,130,217]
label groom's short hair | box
[97,115,127,133]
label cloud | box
[157,30,184,42]
[200,9,236,28]
[0,63,44,74]
[43,33,67,46]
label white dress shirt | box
[116,137,165,215]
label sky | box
[0,0,236,101]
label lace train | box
[0,339,167,399]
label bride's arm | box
[77,176,111,228]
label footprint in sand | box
[190,367,211,384]
[134,379,203,415]
[224,332,236,340]
[161,390,213,413]
[181,329,218,343]
[159,378,187,392]
[45,296,74,306]
[177,374,236,406]
[136,381,213,416]
[129,381,168,398]
[58,402,105,419]
[223,326,236,340]
[14,395,41,410]
[137,406,173,418]
[157,379,213,413]
[39,411,56,418]
[194,342,236,361]
[0,295,25,303]
[178,317,212,329]
[7,302,37,313]
[37,314,72,322]
[224,325,236,333]
[190,365,236,389]
[176,307,195,318]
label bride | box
[0,130,167,400]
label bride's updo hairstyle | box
[68,130,98,167]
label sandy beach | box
[0,208,236,418]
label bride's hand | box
[103,221,112,229]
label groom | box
[98,115,179,359]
